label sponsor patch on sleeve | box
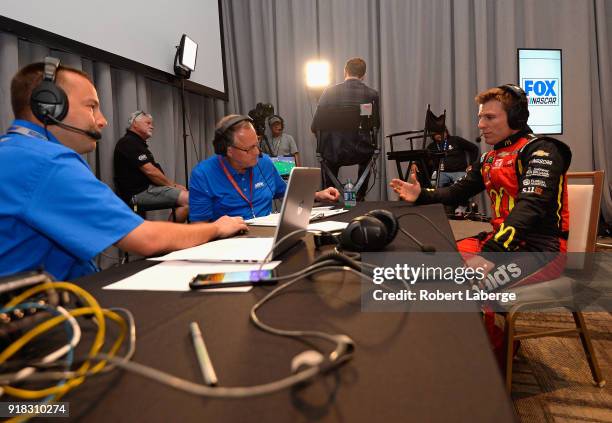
[529,158,553,166]
[525,167,550,177]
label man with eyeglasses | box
[114,111,189,222]
[189,114,339,222]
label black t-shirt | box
[426,135,479,172]
[113,130,163,203]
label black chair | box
[312,104,379,197]
[386,105,446,186]
[129,196,177,221]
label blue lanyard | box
[437,139,448,151]
[2,125,49,142]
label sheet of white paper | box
[307,221,349,232]
[312,208,350,219]
[246,209,349,227]
[103,261,281,292]
[150,237,275,262]
[245,214,280,226]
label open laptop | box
[270,156,296,177]
[151,167,319,263]
[270,167,319,258]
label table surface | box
[62,202,516,423]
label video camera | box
[248,103,275,137]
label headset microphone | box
[44,113,102,141]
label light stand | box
[173,34,198,186]
[179,79,189,186]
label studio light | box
[173,34,199,185]
[174,34,198,79]
[305,60,331,89]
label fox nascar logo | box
[523,79,559,105]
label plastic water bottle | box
[344,179,357,208]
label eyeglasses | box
[230,143,260,154]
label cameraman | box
[268,115,300,166]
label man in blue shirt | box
[0,60,247,281]
[189,115,339,222]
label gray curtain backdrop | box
[221,0,611,220]
[1,1,611,256]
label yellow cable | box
[0,307,95,364]
[1,307,96,398]
[4,282,106,360]
[2,308,127,399]
[90,309,127,373]
[3,310,128,422]
[2,282,128,400]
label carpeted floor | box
[448,221,612,422]
[511,311,612,422]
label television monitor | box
[517,48,563,134]
[270,156,296,177]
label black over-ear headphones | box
[30,57,69,124]
[498,84,529,130]
[339,209,399,252]
[212,115,254,156]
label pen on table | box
[189,321,218,386]
[311,213,324,220]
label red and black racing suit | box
[417,129,571,271]
[416,129,572,361]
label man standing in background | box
[311,57,380,201]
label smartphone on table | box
[189,269,276,290]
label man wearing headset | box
[391,84,572,287]
[113,111,189,222]
[268,115,300,166]
[189,114,340,222]
[391,84,572,363]
[0,60,246,281]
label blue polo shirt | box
[0,120,144,281]
[189,154,287,221]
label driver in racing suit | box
[390,84,572,362]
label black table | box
[65,202,516,422]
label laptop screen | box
[270,156,296,176]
